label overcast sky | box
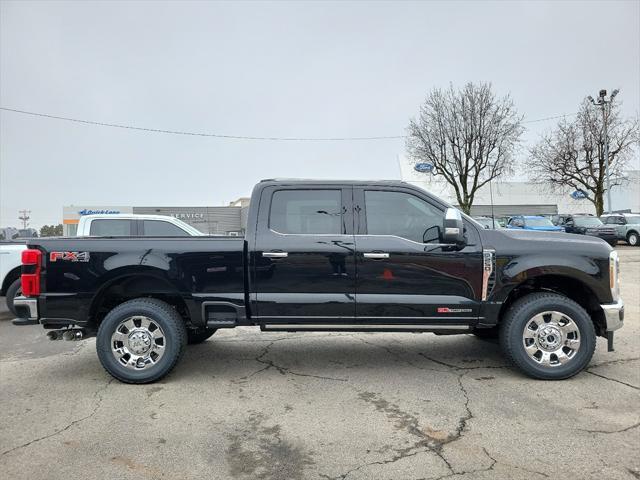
[1,0,638,228]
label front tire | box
[627,231,639,246]
[96,298,187,384]
[5,279,21,317]
[499,292,596,380]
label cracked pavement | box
[0,247,638,479]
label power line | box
[0,106,576,141]
[0,107,404,141]
[522,113,576,124]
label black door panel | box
[354,187,482,323]
[252,186,356,322]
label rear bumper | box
[12,296,39,325]
[601,299,624,331]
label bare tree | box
[406,82,523,214]
[530,97,638,215]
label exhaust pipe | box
[62,329,84,341]
[47,329,85,341]
[47,331,61,341]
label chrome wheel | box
[111,316,166,370]
[522,311,581,367]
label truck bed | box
[28,236,246,329]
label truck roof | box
[259,178,412,186]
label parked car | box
[472,216,502,229]
[13,179,623,383]
[556,215,617,246]
[0,214,202,316]
[506,215,564,232]
[600,214,640,246]
[551,213,594,226]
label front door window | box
[364,190,443,243]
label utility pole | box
[18,210,31,229]
[588,89,619,214]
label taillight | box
[21,249,42,297]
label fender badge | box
[438,307,472,313]
[50,251,90,262]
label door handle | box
[363,252,389,259]
[263,251,288,258]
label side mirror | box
[442,208,466,246]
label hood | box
[478,228,613,257]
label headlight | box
[609,250,620,301]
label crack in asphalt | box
[338,375,475,480]
[578,421,640,435]
[418,352,509,371]
[0,377,114,457]
[355,337,443,373]
[588,357,640,368]
[584,370,640,390]
[244,341,348,382]
[424,447,498,480]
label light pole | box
[588,89,619,214]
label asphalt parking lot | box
[0,247,638,480]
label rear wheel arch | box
[88,271,194,330]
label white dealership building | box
[398,155,640,217]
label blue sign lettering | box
[78,209,121,215]
[570,191,587,200]
[414,162,434,173]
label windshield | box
[574,217,602,227]
[525,217,555,227]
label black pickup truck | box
[13,180,624,383]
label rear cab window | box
[89,219,133,236]
[142,220,190,236]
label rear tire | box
[5,279,21,317]
[627,231,639,246]
[187,328,217,344]
[96,298,187,384]
[499,292,596,380]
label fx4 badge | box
[50,251,90,262]
[437,307,472,313]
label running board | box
[261,324,471,333]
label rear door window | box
[269,190,342,234]
[89,219,133,236]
